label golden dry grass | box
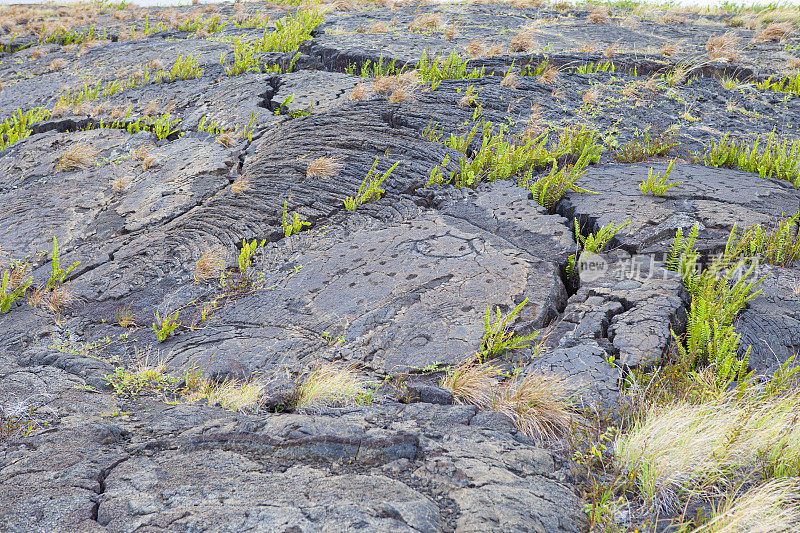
[501,71,519,88]
[231,175,251,194]
[491,371,579,440]
[48,58,66,71]
[537,63,560,84]
[578,41,599,53]
[587,5,610,24]
[306,154,345,179]
[55,142,98,172]
[294,363,370,413]
[110,175,132,193]
[753,21,794,43]
[582,86,601,105]
[706,32,740,61]
[349,81,369,101]
[409,13,441,32]
[216,132,239,147]
[440,358,500,406]
[693,479,800,533]
[508,32,536,53]
[659,40,680,56]
[194,246,226,283]
[388,83,417,103]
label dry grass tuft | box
[216,131,239,147]
[582,86,601,105]
[695,479,800,533]
[491,371,579,440]
[508,31,536,53]
[48,57,65,71]
[231,175,251,194]
[184,377,266,411]
[370,21,390,33]
[753,21,794,42]
[537,63,561,84]
[110,175,132,193]
[440,358,501,406]
[706,32,741,61]
[603,42,619,58]
[465,40,504,59]
[194,246,226,283]
[55,142,97,172]
[659,41,680,56]
[615,391,800,513]
[294,363,370,413]
[501,71,519,88]
[578,41,599,53]
[410,13,441,32]
[349,82,370,101]
[587,5,610,24]
[307,154,344,180]
[388,83,417,103]
[43,284,76,315]
[787,57,800,70]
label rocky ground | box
[1,1,799,532]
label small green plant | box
[416,49,484,85]
[522,146,598,213]
[613,125,680,163]
[152,310,181,342]
[724,214,800,267]
[346,55,404,78]
[1,268,32,314]
[282,200,311,237]
[150,113,181,140]
[639,159,681,196]
[343,158,399,211]
[571,61,615,74]
[0,108,51,150]
[152,53,204,83]
[756,73,800,96]
[46,237,80,289]
[575,218,631,253]
[238,238,266,275]
[479,298,539,361]
[704,133,800,188]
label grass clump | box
[695,479,800,533]
[440,358,501,406]
[294,363,372,413]
[492,371,578,440]
[343,157,399,211]
[55,142,98,172]
[639,159,682,196]
[704,133,800,188]
[440,358,580,441]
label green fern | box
[479,298,539,361]
[344,158,399,211]
[46,237,80,289]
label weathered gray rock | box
[560,163,800,256]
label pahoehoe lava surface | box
[1,1,799,532]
